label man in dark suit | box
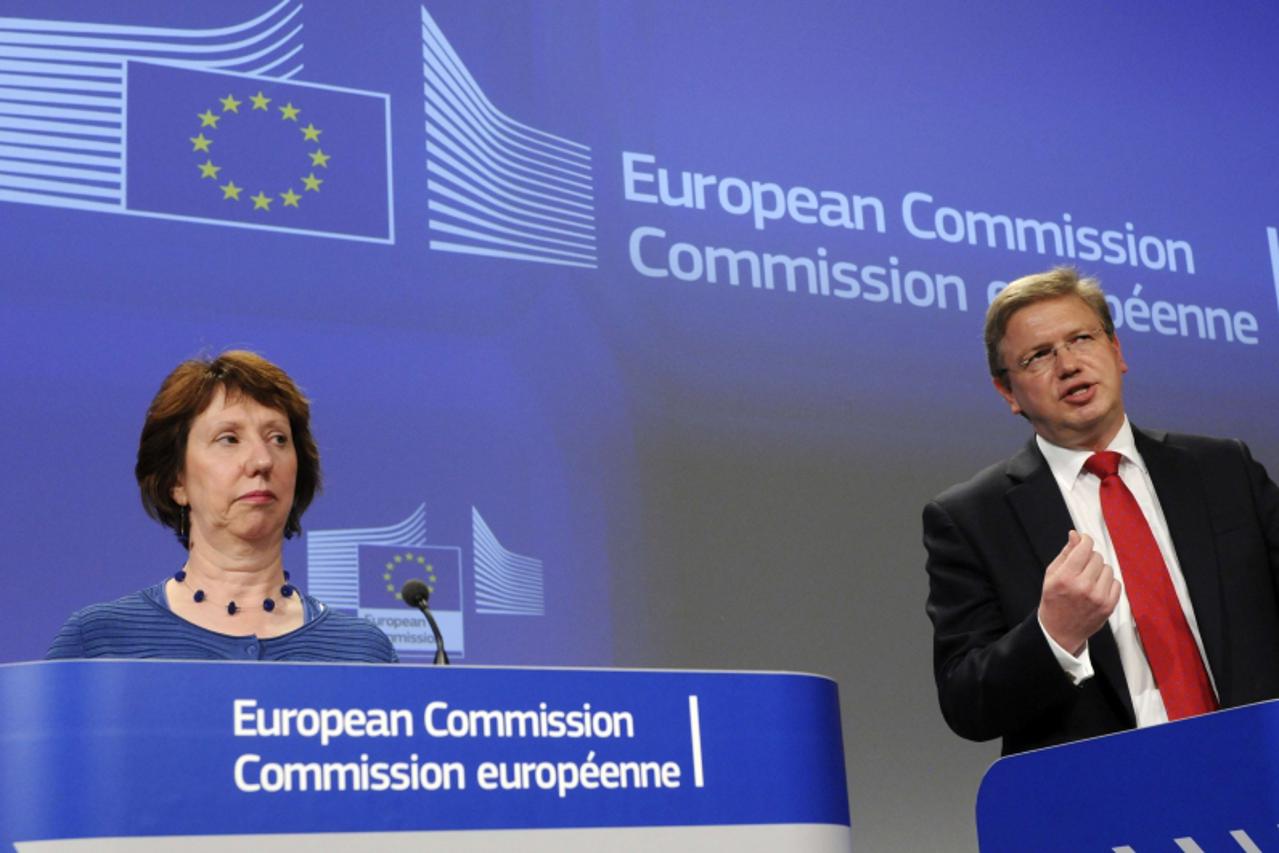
[924,267,1279,755]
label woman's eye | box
[216,434,238,445]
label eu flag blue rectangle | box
[125,61,391,242]
[359,545,462,611]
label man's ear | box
[1111,333,1128,375]
[992,374,1022,416]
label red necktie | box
[1084,451,1218,720]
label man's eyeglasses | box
[1007,328,1108,376]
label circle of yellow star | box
[190,92,334,211]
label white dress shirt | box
[1036,417,1217,726]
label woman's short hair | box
[135,350,321,546]
[984,266,1114,385]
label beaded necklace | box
[173,569,295,615]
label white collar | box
[1035,416,1146,493]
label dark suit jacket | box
[924,427,1279,755]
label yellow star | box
[279,102,300,121]
[280,188,301,208]
[219,94,242,113]
[250,91,271,111]
[251,191,272,211]
[197,160,220,179]
[308,148,331,168]
[198,109,220,128]
[190,133,212,152]
[220,180,242,200]
[302,172,323,192]
[300,122,322,142]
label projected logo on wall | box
[305,504,546,660]
[359,544,462,656]
[0,3,393,243]
[414,6,1274,342]
[421,6,598,269]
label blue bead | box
[281,584,294,597]
[263,598,275,612]
[227,601,237,615]
[194,590,205,603]
[283,570,291,580]
[175,570,186,582]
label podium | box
[0,661,850,850]
[976,699,1279,851]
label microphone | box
[400,578,450,665]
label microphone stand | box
[400,579,450,665]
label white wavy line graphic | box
[306,505,429,610]
[428,154,594,227]
[421,5,597,269]
[426,99,593,204]
[472,507,544,616]
[421,60,592,188]
[0,3,303,212]
[428,199,595,251]
[427,240,597,269]
[420,8,587,155]
[0,0,293,38]
[428,180,594,241]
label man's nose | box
[1054,345,1082,375]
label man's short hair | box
[985,267,1115,385]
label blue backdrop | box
[3,2,1278,846]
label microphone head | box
[400,578,431,608]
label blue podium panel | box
[0,661,850,850]
[976,700,1279,852]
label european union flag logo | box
[357,543,464,658]
[359,545,462,611]
[125,62,392,243]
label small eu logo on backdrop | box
[357,544,464,658]
[125,62,392,242]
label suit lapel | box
[1005,437,1137,726]
[1134,427,1226,692]
[1005,440,1074,569]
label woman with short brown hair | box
[47,351,396,662]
